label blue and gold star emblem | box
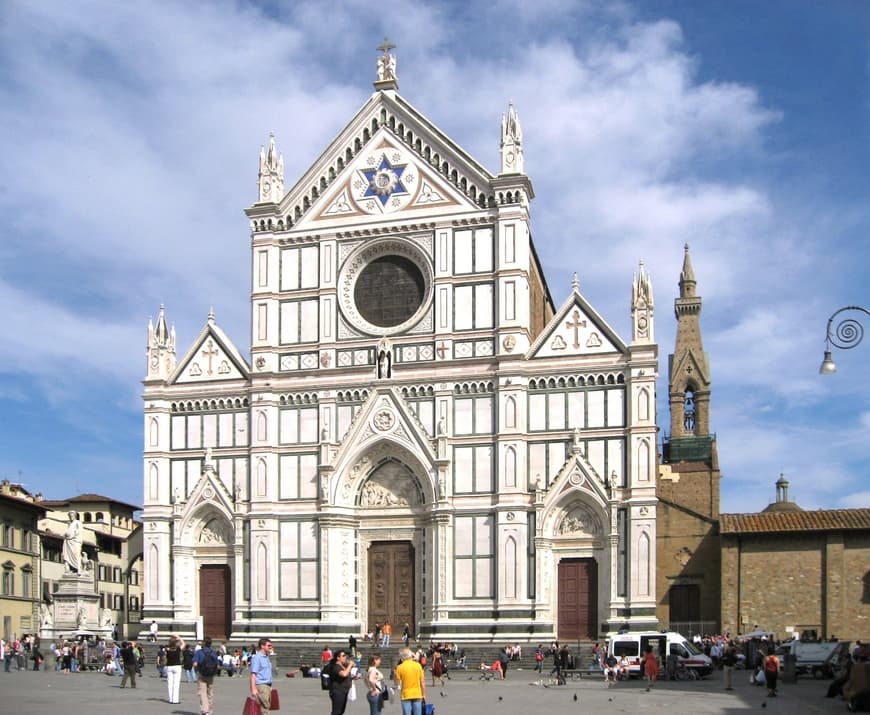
[362,154,409,205]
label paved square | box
[0,664,850,715]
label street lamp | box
[819,306,870,374]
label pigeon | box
[440,692,445,697]
[498,696,503,701]
[761,703,767,709]
[573,693,578,702]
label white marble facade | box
[141,49,659,642]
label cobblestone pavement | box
[0,665,852,714]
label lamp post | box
[819,306,870,374]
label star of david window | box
[361,154,409,205]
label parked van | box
[607,631,713,677]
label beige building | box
[0,481,46,640]
[721,478,870,641]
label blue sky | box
[1,0,868,514]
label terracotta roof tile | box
[720,508,870,534]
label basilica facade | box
[141,50,660,642]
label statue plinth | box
[42,571,109,641]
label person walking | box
[764,648,780,697]
[722,640,737,690]
[183,643,196,683]
[365,654,386,715]
[382,622,392,648]
[326,649,354,715]
[249,638,274,712]
[193,636,220,715]
[119,641,138,689]
[394,647,426,715]
[165,635,185,704]
[643,645,659,691]
[432,650,447,686]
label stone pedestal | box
[42,572,109,642]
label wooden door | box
[557,558,597,640]
[368,542,414,633]
[200,565,230,640]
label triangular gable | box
[298,132,479,230]
[273,91,495,231]
[527,290,626,359]
[171,319,249,384]
[329,386,437,476]
[545,447,609,510]
[670,348,710,386]
[179,460,235,539]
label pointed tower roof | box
[153,304,171,346]
[679,243,697,298]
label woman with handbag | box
[366,654,386,715]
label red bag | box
[243,696,262,715]
[270,689,280,711]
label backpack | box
[199,649,219,677]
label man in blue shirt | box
[250,638,274,711]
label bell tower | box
[668,244,712,442]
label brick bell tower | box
[656,244,721,633]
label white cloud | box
[0,1,867,512]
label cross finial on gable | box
[377,38,396,54]
[375,38,398,90]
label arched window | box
[503,536,517,599]
[504,446,517,487]
[505,396,517,429]
[684,389,696,433]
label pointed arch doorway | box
[368,541,415,635]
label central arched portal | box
[368,541,415,635]
[353,452,428,636]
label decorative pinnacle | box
[571,272,579,292]
[208,307,215,323]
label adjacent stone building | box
[141,48,662,643]
[721,478,870,641]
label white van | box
[607,631,713,677]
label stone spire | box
[500,101,524,174]
[631,259,654,343]
[258,133,284,204]
[373,38,398,92]
[669,244,710,438]
[146,304,176,380]
[679,242,697,298]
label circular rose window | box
[354,255,425,328]
[339,238,432,336]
